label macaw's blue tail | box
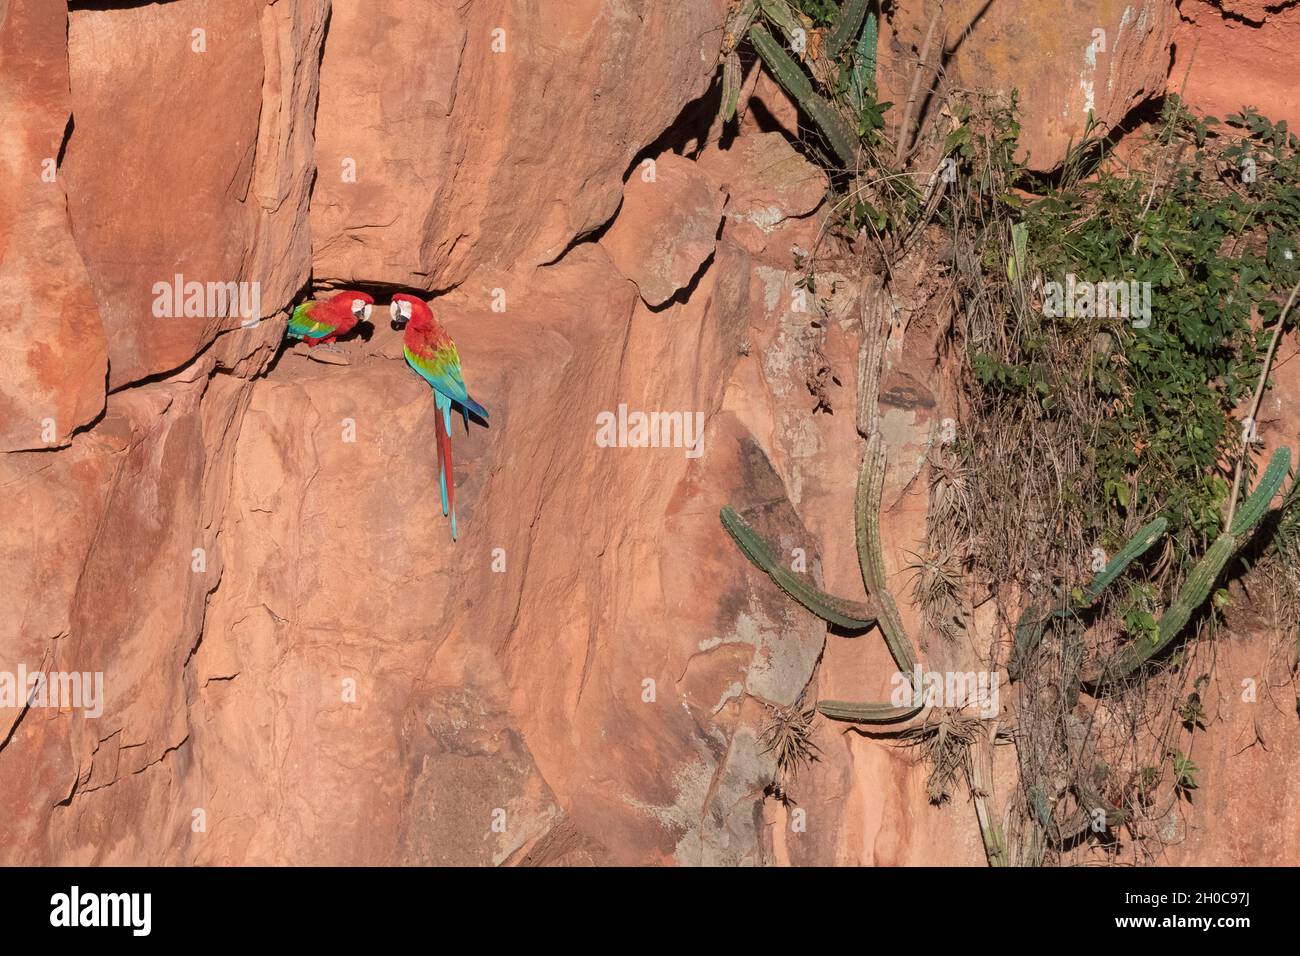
[434,391,457,542]
[460,394,488,423]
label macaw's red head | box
[388,293,432,331]
[330,290,374,324]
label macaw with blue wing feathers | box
[390,293,489,541]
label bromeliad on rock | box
[390,293,489,542]
[287,290,374,347]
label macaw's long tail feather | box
[461,394,489,422]
[434,391,456,541]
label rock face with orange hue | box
[64,0,262,389]
[697,133,826,246]
[63,0,327,389]
[0,0,106,450]
[883,0,1177,171]
[5,0,829,867]
[1151,628,1300,865]
[600,152,729,307]
[1174,1,1300,131]
[309,0,731,292]
[2,0,1298,868]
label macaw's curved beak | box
[389,300,408,331]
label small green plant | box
[1137,766,1160,802]
[941,95,1300,864]
[1171,751,1199,801]
[1179,683,1208,732]
[1120,585,1161,646]
[964,100,1300,547]
[1003,447,1293,687]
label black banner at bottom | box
[0,865,1277,941]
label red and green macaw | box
[390,294,489,541]
[286,290,374,346]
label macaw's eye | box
[351,298,367,318]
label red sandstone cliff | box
[0,0,1296,865]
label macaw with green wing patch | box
[389,293,489,541]
[286,291,374,347]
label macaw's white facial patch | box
[351,298,369,318]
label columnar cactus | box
[853,433,916,673]
[1089,447,1292,686]
[816,699,919,722]
[854,9,878,89]
[724,1,883,163]
[818,435,924,723]
[745,9,863,167]
[848,10,878,111]
[720,506,878,629]
[720,437,922,726]
[824,0,867,58]
[1082,516,1170,604]
[1009,516,1167,680]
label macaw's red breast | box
[403,314,453,353]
